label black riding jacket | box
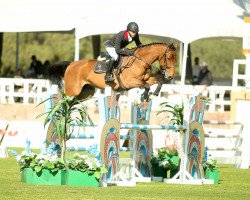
[106,30,142,56]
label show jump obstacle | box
[45,86,238,185]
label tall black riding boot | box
[105,59,115,82]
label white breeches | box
[105,46,118,60]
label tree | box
[92,35,100,59]
[37,90,92,162]
[0,33,3,73]
[186,44,193,81]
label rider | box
[104,22,142,82]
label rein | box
[132,44,174,72]
[119,54,156,72]
[133,54,156,70]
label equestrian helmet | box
[127,22,139,33]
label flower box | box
[65,170,99,187]
[21,168,34,183]
[205,169,219,184]
[170,168,178,178]
[11,142,106,187]
[21,168,66,185]
[152,165,167,178]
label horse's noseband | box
[161,69,173,81]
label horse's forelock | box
[169,43,177,51]
[169,43,173,49]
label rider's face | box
[128,31,137,38]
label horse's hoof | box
[148,94,156,101]
[140,94,147,102]
[153,92,159,97]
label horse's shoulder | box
[76,59,96,64]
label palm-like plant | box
[37,90,92,162]
[157,96,210,127]
[157,102,184,126]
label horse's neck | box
[122,45,164,69]
[137,46,160,64]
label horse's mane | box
[130,42,175,50]
[140,42,168,48]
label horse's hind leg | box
[77,84,96,100]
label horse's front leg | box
[152,81,163,97]
[123,78,151,102]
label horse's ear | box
[170,43,178,51]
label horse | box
[48,42,177,101]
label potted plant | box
[151,101,183,180]
[157,102,184,127]
[9,141,67,185]
[150,155,167,179]
[157,97,210,129]
[37,89,93,162]
[66,151,107,186]
[10,141,107,186]
[38,89,107,186]
[150,147,179,179]
[9,90,108,186]
[202,154,219,184]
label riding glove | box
[127,51,134,56]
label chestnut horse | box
[48,42,177,101]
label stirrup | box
[105,74,114,82]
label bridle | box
[158,45,176,70]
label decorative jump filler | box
[45,85,218,186]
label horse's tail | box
[47,61,71,87]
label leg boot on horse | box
[105,58,116,82]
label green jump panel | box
[205,169,219,184]
[21,168,66,185]
[21,168,33,183]
[65,170,99,187]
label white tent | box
[74,0,246,84]
[0,0,247,84]
[0,0,100,32]
[75,0,244,42]
[0,0,101,68]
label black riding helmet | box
[127,22,139,33]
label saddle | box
[93,52,123,74]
